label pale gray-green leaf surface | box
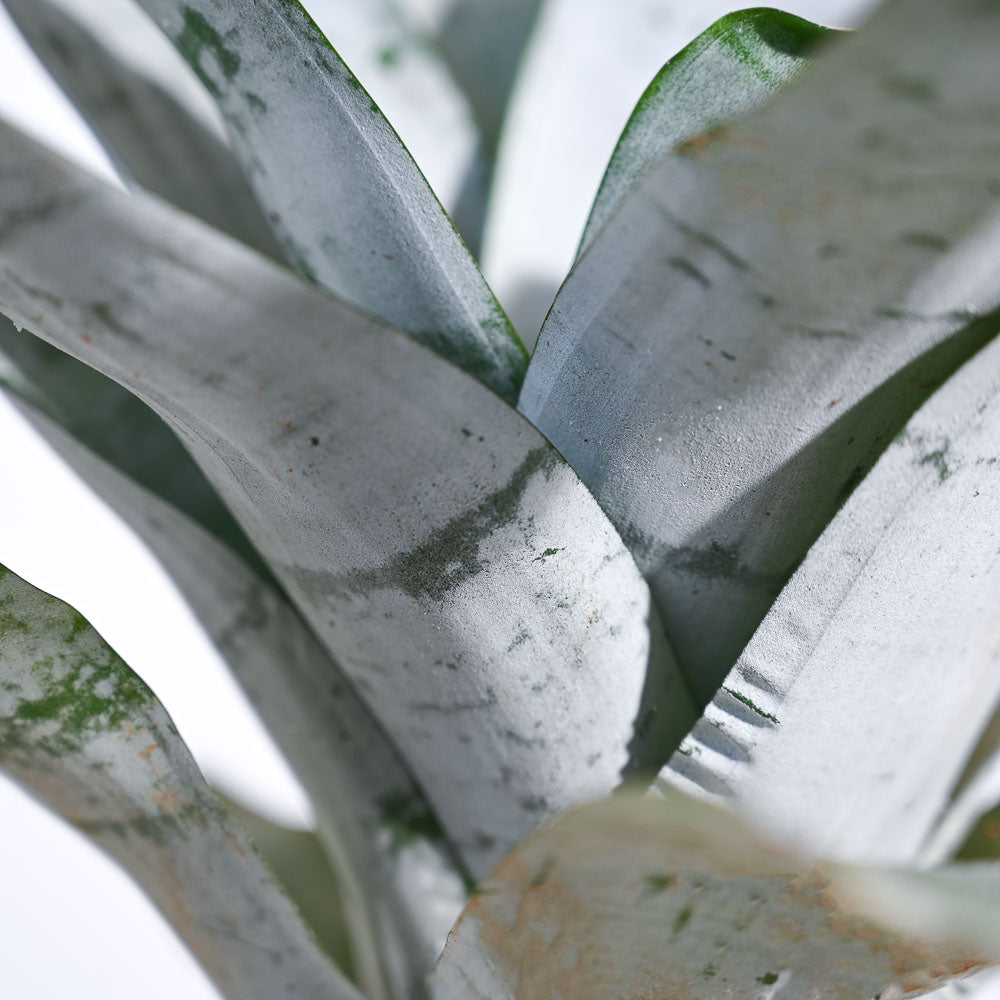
[303,0,488,251]
[0,124,696,878]
[4,395,465,1000]
[656,331,1000,867]
[520,0,1000,705]
[3,0,282,257]
[133,0,527,402]
[481,0,776,342]
[0,564,362,1000]
[578,8,833,256]
[431,793,996,1000]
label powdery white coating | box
[430,794,993,1000]
[578,9,829,257]
[9,399,465,1000]
[304,0,483,223]
[135,0,527,403]
[520,0,1000,705]
[0,567,362,1000]
[659,331,1000,868]
[0,127,695,878]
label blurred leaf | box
[0,123,696,878]
[654,332,1000,867]
[0,563,362,1000]
[520,0,1000,704]
[579,8,833,256]
[222,797,354,979]
[4,395,466,1000]
[3,0,282,256]
[434,0,541,153]
[431,792,996,1000]
[133,0,527,402]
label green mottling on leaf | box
[243,92,268,115]
[701,962,719,978]
[724,687,779,724]
[66,613,88,644]
[177,7,241,97]
[11,645,152,755]
[673,904,694,936]
[533,547,562,562]
[758,972,780,985]
[920,444,951,482]
[641,873,677,898]
[305,447,560,603]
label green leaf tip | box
[577,6,835,256]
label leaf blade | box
[0,563,362,1000]
[578,8,834,256]
[520,0,1000,704]
[5,393,467,1000]
[655,331,1000,867]
[133,0,528,402]
[0,122,696,878]
[430,792,996,1000]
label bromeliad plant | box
[4,0,1000,996]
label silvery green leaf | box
[303,0,488,252]
[481,0,774,342]
[578,8,833,257]
[430,792,995,1000]
[5,396,466,1000]
[0,563,363,1000]
[132,0,527,403]
[655,331,1000,868]
[521,0,1000,704]
[3,0,282,257]
[0,123,696,878]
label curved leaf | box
[578,8,834,256]
[481,0,760,342]
[3,0,283,257]
[133,0,528,402]
[520,0,1000,704]
[304,0,489,252]
[430,792,996,1000]
[5,395,466,1000]
[0,123,696,878]
[0,563,362,1000]
[656,331,1000,867]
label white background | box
[0,2,877,997]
